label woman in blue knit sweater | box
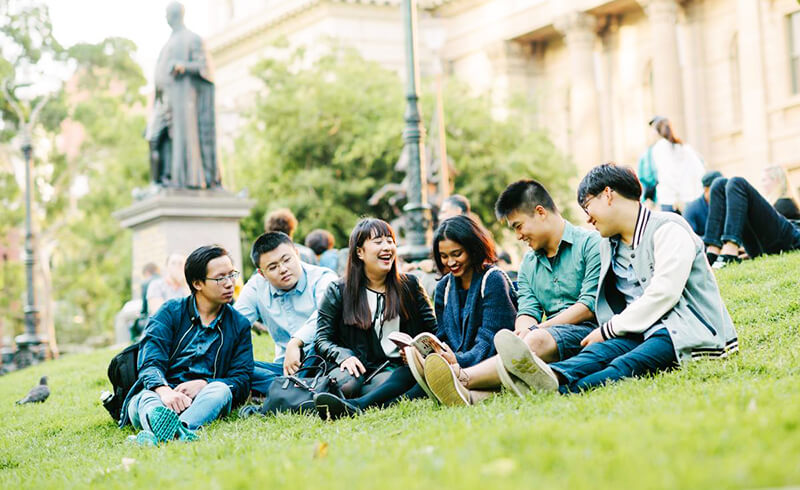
[414,215,517,403]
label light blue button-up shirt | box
[516,220,601,322]
[234,262,336,362]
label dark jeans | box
[704,177,800,257]
[549,328,678,394]
[251,354,320,396]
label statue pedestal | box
[114,188,254,299]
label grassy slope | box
[1,252,799,490]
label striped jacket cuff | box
[601,321,617,340]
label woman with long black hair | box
[313,218,436,419]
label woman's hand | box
[340,356,367,378]
[434,341,457,365]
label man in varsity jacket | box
[507,163,738,394]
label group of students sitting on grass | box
[121,163,746,446]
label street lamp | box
[398,0,432,262]
[1,82,48,369]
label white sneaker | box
[495,357,529,397]
[494,330,558,393]
[405,347,438,403]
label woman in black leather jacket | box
[313,218,436,420]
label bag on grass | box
[259,356,342,415]
[101,342,140,422]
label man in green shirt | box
[425,179,602,404]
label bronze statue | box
[146,1,220,189]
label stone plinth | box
[114,188,254,299]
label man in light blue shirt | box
[235,232,337,395]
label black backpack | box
[101,343,140,422]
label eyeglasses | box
[580,195,597,213]
[205,271,240,285]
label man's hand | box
[283,338,304,376]
[514,326,532,339]
[174,379,208,400]
[433,341,457,365]
[580,328,605,348]
[514,315,538,338]
[154,385,193,413]
[340,356,366,377]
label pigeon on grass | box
[16,376,50,404]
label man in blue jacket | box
[121,245,253,446]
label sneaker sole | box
[424,354,470,406]
[495,357,529,397]
[494,330,558,393]
[148,406,181,443]
[314,393,359,421]
[405,347,438,403]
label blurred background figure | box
[130,262,161,341]
[438,194,470,221]
[762,165,800,220]
[649,116,705,214]
[146,253,189,315]
[305,228,339,273]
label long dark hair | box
[432,215,498,275]
[343,218,411,330]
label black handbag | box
[259,356,342,415]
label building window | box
[730,33,741,124]
[789,12,800,94]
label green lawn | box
[2,252,800,489]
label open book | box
[388,331,445,357]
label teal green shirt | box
[516,220,601,322]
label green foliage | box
[232,46,574,255]
[1,253,800,489]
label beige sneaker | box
[405,347,438,403]
[424,354,471,406]
[494,330,558,393]
[495,357,529,397]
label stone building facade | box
[206,0,800,193]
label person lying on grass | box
[422,179,602,405]
[312,218,437,420]
[498,164,738,394]
[120,245,253,446]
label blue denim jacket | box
[118,296,253,427]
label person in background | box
[131,262,161,341]
[762,166,800,220]
[305,229,339,273]
[147,253,190,315]
[649,116,705,214]
[438,194,471,222]
[682,171,723,237]
[264,208,317,265]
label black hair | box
[343,218,411,330]
[576,163,642,205]
[142,262,159,276]
[442,194,471,215]
[495,179,557,219]
[432,215,498,275]
[185,245,230,293]
[305,229,334,256]
[250,232,294,268]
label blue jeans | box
[128,381,232,431]
[252,354,320,395]
[549,328,678,394]
[704,177,800,257]
[533,322,596,361]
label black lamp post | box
[398,0,432,262]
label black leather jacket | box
[314,274,437,370]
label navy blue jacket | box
[683,196,708,236]
[119,296,253,427]
[433,267,516,368]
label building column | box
[487,40,536,121]
[736,0,770,174]
[642,0,686,137]
[555,11,602,172]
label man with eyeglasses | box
[120,245,254,445]
[235,232,337,396]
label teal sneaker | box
[176,424,198,442]
[147,406,181,443]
